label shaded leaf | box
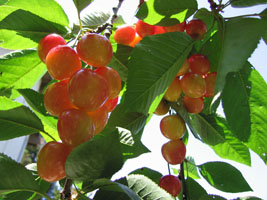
[81,11,110,29]
[186,178,208,200]
[199,194,227,200]
[130,167,163,184]
[73,0,93,13]
[230,0,267,7]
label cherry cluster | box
[36,33,121,182]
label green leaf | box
[184,156,200,179]
[0,49,47,99]
[230,0,267,7]
[186,178,208,200]
[124,32,193,114]
[136,0,197,25]
[0,97,45,140]
[129,167,163,184]
[18,89,59,142]
[73,0,93,13]
[0,154,51,200]
[0,9,67,49]
[81,11,110,29]
[210,116,251,166]
[65,128,123,182]
[199,194,227,200]
[0,0,7,5]
[237,197,263,200]
[5,0,69,27]
[215,18,266,93]
[199,161,252,193]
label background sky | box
[53,0,267,199]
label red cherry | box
[189,54,210,75]
[135,20,155,37]
[183,96,204,114]
[204,72,217,97]
[186,19,207,40]
[114,26,136,45]
[160,115,185,140]
[161,140,186,165]
[164,77,182,102]
[164,21,186,33]
[103,96,119,112]
[159,175,181,197]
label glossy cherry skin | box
[186,19,207,40]
[46,45,81,80]
[38,33,66,63]
[177,59,189,76]
[57,108,95,148]
[160,115,185,140]
[154,99,170,116]
[180,72,206,98]
[44,79,75,117]
[37,141,72,182]
[159,175,181,197]
[130,34,142,47]
[114,26,136,45]
[77,33,113,67]
[153,26,166,35]
[67,68,109,112]
[183,96,204,114]
[164,21,186,33]
[103,96,119,112]
[189,54,210,75]
[161,140,186,165]
[88,105,109,135]
[135,20,155,38]
[94,66,121,99]
[164,77,181,102]
[204,72,217,97]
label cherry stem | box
[179,162,187,200]
[60,179,72,200]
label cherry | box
[94,66,121,99]
[37,141,72,182]
[186,19,207,40]
[153,26,166,35]
[188,54,210,75]
[77,33,113,67]
[154,99,170,116]
[164,21,186,33]
[177,59,189,76]
[44,79,75,117]
[67,68,109,112]
[46,45,81,80]
[129,34,142,47]
[183,96,204,114]
[103,96,119,112]
[38,33,66,63]
[180,72,206,98]
[88,105,109,135]
[159,175,181,197]
[135,20,155,37]
[204,72,217,97]
[160,115,185,140]
[164,77,181,102]
[162,140,186,165]
[114,26,136,45]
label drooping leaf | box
[124,32,193,114]
[199,161,252,193]
[230,0,267,7]
[0,49,47,99]
[130,167,163,184]
[18,89,59,142]
[81,11,110,29]
[73,0,93,13]
[236,197,263,200]
[199,194,227,200]
[65,128,123,182]
[5,0,69,27]
[185,178,208,200]
[0,9,67,49]
[215,18,266,93]
[0,97,45,140]
[0,154,50,200]
[183,156,200,179]
[136,0,197,25]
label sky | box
[59,0,267,199]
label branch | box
[60,179,72,200]
[179,162,187,200]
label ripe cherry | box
[180,72,206,98]
[46,45,81,80]
[160,115,185,140]
[161,140,186,165]
[38,33,66,63]
[103,96,119,112]
[164,21,186,33]
[88,105,109,135]
[154,99,170,116]
[37,141,72,182]
[67,68,109,112]
[188,54,210,75]
[114,26,136,45]
[129,34,142,47]
[186,19,207,40]
[135,20,155,37]
[159,175,181,197]
[177,59,189,76]
[44,79,75,117]
[77,33,113,67]
[153,26,166,35]
[57,108,95,148]
[204,72,217,97]
[164,77,182,102]
[94,66,121,99]
[183,96,204,114]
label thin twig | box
[60,179,73,200]
[179,162,187,200]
